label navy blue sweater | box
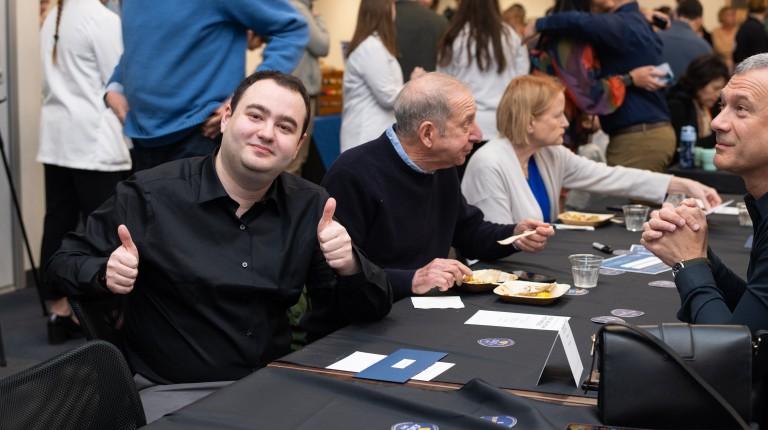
[323,132,517,300]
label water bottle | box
[678,125,696,169]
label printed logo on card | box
[480,415,518,427]
[391,422,439,430]
[477,338,515,348]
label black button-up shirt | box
[675,192,768,332]
[47,154,391,383]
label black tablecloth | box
[145,367,602,429]
[280,216,752,397]
[667,165,747,195]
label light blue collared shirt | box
[386,126,431,174]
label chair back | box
[0,340,145,430]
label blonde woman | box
[461,75,720,225]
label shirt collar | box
[386,125,432,174]
[197,149,281,210]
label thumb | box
[318,197,336,231]
[117,224,138,257]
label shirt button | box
[245,330,253,337]
[241,261,248,268]
[239,224,246,231]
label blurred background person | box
[667,54,729,156]
[437,0,529,140]
[38,0,131,343]
[286,0,329,176]
[502,3,527,39]
[342,0,421,152]
[395,0,447,82]
[711,6,738,71]
[658,0,712,85]
[734,0,768,65]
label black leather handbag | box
[582,323,752,429]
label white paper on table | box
[712,206,739,215]
[411,296,465,309]
[704,199,734,216]
[464,310,569,331]
[553,224,595,231]
[326,351,454,382]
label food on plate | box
[559,212,601,222]
[497,281,556,297]
[462,269,516,285]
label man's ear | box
[417,121,436,149]
[293,133,307,160]
[220,104,233,133]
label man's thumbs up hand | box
[105,224,139,294]
[317,198,359,276]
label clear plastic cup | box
[737,202,753,227]
[664,193,686,206]
[569,254,604,288]
[622,204,650,232]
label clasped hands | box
[641,199,709,267]
[104,197,360,295]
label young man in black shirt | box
[47,71,391,421]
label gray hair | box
[734,53,768,75]
[393,73,465,138]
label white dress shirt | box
[38,0,130,172]
[437,24,529,140]
[340,34,404,152]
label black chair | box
[0,321,6,367]
[69,295,125,347]
[0,340,145,430]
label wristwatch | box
[671,257,709,278]
[620,73,634,87]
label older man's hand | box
[411,258,472,295]
[513,219,554,253]
[667,177,722,210]
[641,204,708,267]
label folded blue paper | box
[354,348,447,383]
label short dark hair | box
[678,54,730,95]
[229,70,311,136]
[676,0,703,19]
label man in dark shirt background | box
[642,54,768,334]
[533,0,675,172]
[47,71,391,422]
[395,0,448,81]
[733,0,768,65]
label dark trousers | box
[40,164,128,300]
[131,128,220,173]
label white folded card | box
[326,351,455,381]
[411,296,465,309]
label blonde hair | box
[497,75,564,146]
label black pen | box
[592,242,613,254]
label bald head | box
[394,72,472,138]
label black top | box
[666,84,717,161]
[395,1,448,81]
[675,191,768,332]
[46,154,392,383]
[322,132,517,300]
[733,16,768,65]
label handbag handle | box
[597,323,751,430]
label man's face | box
[710,68,768,177]
[430,89,482,168]
[219,79,306,179]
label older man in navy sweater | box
[323,72,554,300]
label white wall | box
[315,0,727,70]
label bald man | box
[322,72,554,300]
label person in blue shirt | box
[105,0,308,172]
[642,54,768,334]
[529,0,676,173]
